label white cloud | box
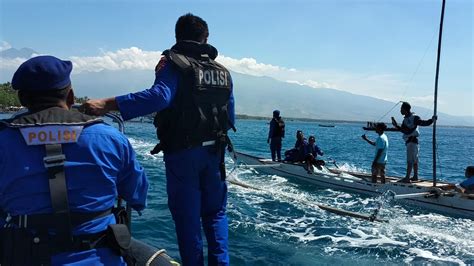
[285,79,334,89]
[70,47,163,73]
[0,45,470,116]
[0,41,12,52]
[0,57,25,69]
[216,56,283,76]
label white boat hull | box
[234,152,474,219]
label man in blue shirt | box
[303,136,324,173]
[458,166,474,194]
[0,56,148,265]
[82,13,234,266]
[362,123,389,183]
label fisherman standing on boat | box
[391,102,436,182]
[362,123,389,183]
[0,56,149,265]
[81,13,234,265]
[267,110,285,161]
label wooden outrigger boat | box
[234,152,474,219]
[231,0,474,220]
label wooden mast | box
[433,0,446,187]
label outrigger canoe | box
[234,152,474,220]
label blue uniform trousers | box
[165,146,229,266]
[270,137,282,161]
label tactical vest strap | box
[165,50,191,70]
[44,143,73,248]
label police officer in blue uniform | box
[0,56,149,265]
[267,110,285,161]
[82,13,234,266]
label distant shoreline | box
[0,110,472,128]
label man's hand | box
[79,97,117,116]
[432,115,438,121]
[391,117,398,128]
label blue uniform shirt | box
[304,143,323,157]
[0,122,148,265]
[460,176,474,192]
[116,58,235,126]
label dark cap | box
[12,55,72,91]
[273,110,280,117]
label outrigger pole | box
[432,0,446,187]
[227,178,387,223]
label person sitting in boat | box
[391,101,436,182]
[303,135,324,173]
[284,130,307,162]
[457,166,474,194]
[267,110,285,161]
[361,123,389,184]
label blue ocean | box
[2,114,473,265]
[123,119,473,265]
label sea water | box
[2,114,473,265]
[127,119,473,265]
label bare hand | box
[432,115,438,121]
[391,117,398,127]
[80,99,109,116]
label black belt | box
[9,209,112,229]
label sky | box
[0,0,472,117]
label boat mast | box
[433,0,446,187]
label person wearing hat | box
[81,14,234,265]
[391,102,437,182]
[0,56,149,265]
[362,123,389,183]
[267,110,285,161]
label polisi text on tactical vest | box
[198,69,228,86]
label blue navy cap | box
[273,110,280,117]
[12,55,72,91]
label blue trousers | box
[165,146,229,266]
[270,137,282,161]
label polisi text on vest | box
[198,69,228,86]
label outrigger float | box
[233,152,474,220]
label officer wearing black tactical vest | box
[81,13,235,265]
[0,56,149,265]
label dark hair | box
[175,13,209,42]
[401,102,411,111]
[466,166,474,176]
[376,122,387,131]
[309,136,315,142]
[19,86,71,110]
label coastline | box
[0,110,472,128]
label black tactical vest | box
[154,42,233,153]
